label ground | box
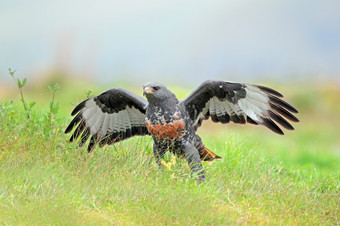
[0,79,339,225]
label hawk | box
[65,80,298,182]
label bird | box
[65,80,299,182]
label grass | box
[0,78,339,224]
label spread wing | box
[181,80,299,134]
[65,88,149,152]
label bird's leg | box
[182,142,206,183]
[153,142,166,168]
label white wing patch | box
[82,99,97,120]
[89,110,104,135]
[209,96,244,118]
[87,108,102,132]
[238,85,270,122]
[99,113,110,139]
[80,98,146,137]
[194,84,274,127]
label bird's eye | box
[153,86,160,91]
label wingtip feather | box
[269,96,299,114]
[71,99,88,116]
[268,111,295,130]
[256,85,284,98]
[262,118,284,135]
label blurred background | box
[1,0,340,87]
[0,0,339,177]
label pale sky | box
[1,0,340,84]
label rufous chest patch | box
[145,119,185,139]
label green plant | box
[47,83,61,123]
[85,89,93,99]
[8,68,35,120]
[0,80,339,225]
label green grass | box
[0,81,339,225]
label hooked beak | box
[143,86,155,96]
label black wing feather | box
[268,95,298,113]
[65,112,82,134]
[181,80,298,134]
[71,99,87,116]
[69,120,86,142]
[256,85,283,97]
[270,103,299,122]
[65,88,150,152]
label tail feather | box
[194,134,221,162]
[200,146,222,162]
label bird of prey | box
[65,80,298,182]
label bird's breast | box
[145,112,186,140]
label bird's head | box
[143,82,178,103]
